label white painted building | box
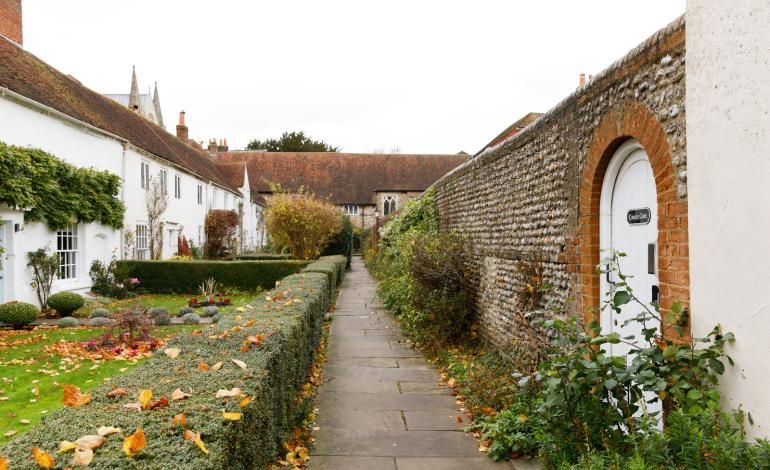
[0,5,265,307]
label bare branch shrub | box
[146,176,168,260]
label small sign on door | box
[627,208,651,225]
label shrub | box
[154,313,171,326]
[204,209,239,259]
[181,312,201,324]
[47,291,85,316]
[0,301,39,327]
[202,306,219,317]
[302,255,348,297]
[116,260,309,294]
[0,258,346,468]
[57,316,79,328]
[148,307,168,318]
[88,317,112,327]
[231,253,291,261]
[89,308,111,318]
[211,313,222,324]
[265,188,342,260]
[101,308,153,346]
[89,257,131,299]
[321,215,354,267]
[178,306,194,316]
[27,248,58,309]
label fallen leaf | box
[246,334,265,346]
[32,448,54,469]
[147,397,169,410]
[75,436,105,451]
[198,362,209,371]
[211,361,223,371]
[171,389,191,401]
[239,396,252,408]
[122,429,146,457]
[58,441,77,453]
[482,407,496,416]
[0,456,8,470]
[96,426,122,437]
[164,348,180,359]
[456,415,463,423]
[215,388,241,398]
[63,385,91,407]
[123,403,141,411]
[72,447,93,467]
[183,429,208,454]
[171,414,186,427]
[106,388,127,398]
[20,419,30,424]
[236,307,245,312]
[231,359,247,370]
[296,446,309,460]
[517,414,528,424]
[222,411,242,421]
[235,315,242,321]
[447,378,457,388]
[138,390,153,409]
[3,431,16,438]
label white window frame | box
[224,193,230,210]
[174,174,182,199]
[212,188,218,209]
[136,224,149,260]
[197,184,203,205]
[159,168,168,195]
[198,225,204,245]
[343,204,359,215]
[56,224,79,280]
[140,161,150,190]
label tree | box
[146,175,168,260]
[27,248,59,309]
[246,131,339,152]
[204,210,239,259]
[265,189,342,260]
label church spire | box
[128,65,140,112]
[153,81,164,129]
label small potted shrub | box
[57,316,80,328]
[0,301,39,327]
[181,312,201,324]
[178,306,194,316]
[202,306,218,317]
[89,308,111,319]
[154,313,171,326]
[88,317,112,327]
[47,291,85,316]
[148,307,168,318]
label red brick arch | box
[578,100,689,338]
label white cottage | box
[0,2,265,306]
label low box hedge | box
[230,253,292,261]
[301,255,348,298]
[117,260,310,294]
[0,256,347,469]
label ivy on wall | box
[0,141,125,229]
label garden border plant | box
[0,256,347,469]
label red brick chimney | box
[0,0,22,46]
[176,111,188,141]
[207,139,218,155]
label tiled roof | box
[0,37,238,192]
[218,152,469,205]
[478,112,544,154]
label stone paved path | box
[312,257,539,470]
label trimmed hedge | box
[0,256,347,469]
[231,253,291,261]
[116,260,310,294]
[301,255,347,298]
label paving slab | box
[314,430,482,457]
[310,456,396,470]
[403,410,466,430]
[315,409,405,431]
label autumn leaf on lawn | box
[96,426,122,437]
[72,447,94,467]
[198,362,209,371]
[231,359,247,370]
[222,411,242,421]
[3,431,16,438]
[58,441,76,453]
[295,446,309,460]
[123,403,142,411]
[183,429,208,455]
[122,429,146,457]
[215,388,241,398]
[32,448,54,469]
[211,361,223,371]
[164,348,180,359]
[138,389,153,409]
[63,384,91,407]
[106,388,127,398]
[171,414,187,427]
[147,397,169,410]
[0,456,8,470]
[239,396,252,408]
[171,389,191,401]
[246,334,265,346]
[75,435,105,450]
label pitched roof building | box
[104,66,165,129]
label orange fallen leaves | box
[0,456,8,470]
[222,411,242,421]
[62,384,91,407]
[106,387,128,398]
[32,448,54,469]
[171,389,191,401]
[481,407,497,416]
[239,396,252,408]
[198,362,210,371]
[183,429,208,455]
[72,447,94,466]
[122,429,146,457]
[171,414,187,427]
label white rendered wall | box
[686,0,770,438]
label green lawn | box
[0,324,199,440]
[77,291,260,317]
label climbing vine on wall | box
[0,141,125,229]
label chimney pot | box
[179,111,185,125]
[175,110,189,141]
[579,73,586,87]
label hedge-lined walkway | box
[312,257,537,470]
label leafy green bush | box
[46,291,85,316]
[231,253,291,261]
[202,306,219,317]
[301,255,348,298]
[57,316,79,328]
[321,215,354,267]
[116,260,310,294]
[88,317,112,327]
[0,301,39,327]
[89,257,132,299]
[178,307,194,316]
[148,307,168,318]
[89,308,111,319]
[154,313,171,326]
[0,257,346,469]
[181,312,201,324]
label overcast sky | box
[24,1,685,154]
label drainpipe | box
[120,142,128,260]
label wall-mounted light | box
[14,223,23,232]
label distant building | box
[104,66,165,129]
